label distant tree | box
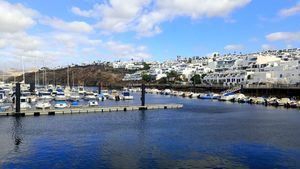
[158,77,168,84]
[201,74,207,79]
[167,71,180,82]
[142,73,152,82]
[142,62,150,70]
[190,74,201,84]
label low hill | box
[9,64,136,87]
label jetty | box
[0,104,183,117]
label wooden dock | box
[0,104,183,117]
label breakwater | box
[132,84,300,98]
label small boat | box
[218,94,235,101]
[254,97,265,104]
[54,101,69,109]
[286,100,297,108]
[162,89,171,95]
[39,91,53,100]
[55,92,66,101]
[266,97,277,106]
[84,92,97,100]
[297,101,300,108]
[122,91,134,100]
[101,90,110,99]
[22,91,37,103]
[234,94,246,103]
[177,91,184,97]
[182,92,192,97]
[190,93,200,98]
[108,90,120,101]
[0,90,6,103]
[35,100,51,109]
[199,93,214,99]
[89,100,99,107]
[71,101,79,107]
[20,96,31,110]
[275,98,290,106]
[78,86,86,95]
[69,92,80,101]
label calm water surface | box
[1,93,300,169]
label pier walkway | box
[0,104,183,117]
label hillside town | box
[118,48,300,87]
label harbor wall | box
[132,84,300,98]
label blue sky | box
[0,0,300,70]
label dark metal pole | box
[98,83,102,94]
[15,83,21,113]
[141,83,145,106]
[29,83,35,94]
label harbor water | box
[1,93,300,169]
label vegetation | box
[142,73,152,82]
[190,74,202,84]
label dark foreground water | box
[1,93,300,169]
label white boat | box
[54,101,69,109]
[162,89,171,95]
[266,97,277,106]
[0,90,7,103]
[55,92,66,101]
[234,94,246,102]
[190,93,200,98]
[39,91,53,100]
[177,91,184,96]
[69,92,80,101]
[20,96,31,110]
[101,90,110,98]
[286,100,297,108]
[78,86,86,95]
[84,92,97,100]
[22,91,37,103]
[297,101,300,108]
[108,90,120,100]
[35,100,51,109]
[89,100,99,107]
[219,94,235,101]
[253,97,265,104]
[276,98,290,106]
[122,91,134,100]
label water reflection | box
[1,93,300,168]
[11,117,23,151]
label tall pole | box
[15,83,21,113]
[67,67,70,87]
[72,71,74,88]
[141,83,145,106]
[21,56,25,83]
[54,69,56,86]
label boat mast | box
[34,56,37,86]
[67,66,70,87]
[21,55,25,83]
[54,69,56,86]
[72,70,75,88]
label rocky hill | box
[9,64,136,87]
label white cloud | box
[0,0,37,33]
[72,0,251,37]
[0,39,6,48]
[261,44,276,51]
[266,32,300,42]
[40,17,93,33]
[71,7,93,17]
[224,44,245,51]
[279,2,300,17]
[102,41,151,59]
